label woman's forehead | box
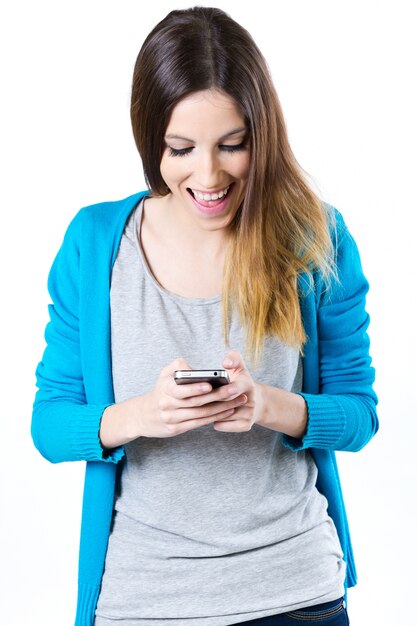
[165,90,246,136]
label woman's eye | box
[167,142,247,158]
[221,142,247,153]
[168,147,193,157]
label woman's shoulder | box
[318,200,369,302]
[321,201,349,247]
[300,200,365,303]
[59,190,148,247]
[73,190,146,228]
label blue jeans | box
[232,597,349,625]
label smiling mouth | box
[187,183,235,199]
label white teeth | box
[192,185,230,201]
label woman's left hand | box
[212,350,264,432]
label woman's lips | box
[187,183,235,213]
[187,183,234,210]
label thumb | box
[162,357,192,377]
[222,351,247,372]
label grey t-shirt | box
[94,198,345,626]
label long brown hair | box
[131,6,337,365]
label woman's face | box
[160,89,250,230]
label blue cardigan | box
[31,191,378,626]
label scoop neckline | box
[133,197,222,306]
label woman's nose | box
[195,151,222,188]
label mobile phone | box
[174,369,230,388]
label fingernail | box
[200,384,211,392]
[224,358,234,367]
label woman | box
[31,6,378,626]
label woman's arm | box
[31,211,124,464]
[99,400,143,450]
[281,211,379,452]
[254,384,308,439]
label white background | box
[1,1,416,625]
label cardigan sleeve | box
[31,211,125,464]
[282,211,379,452]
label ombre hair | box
[131,6,337,365]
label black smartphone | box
[174,369,230,388]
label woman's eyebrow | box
[165,127,247,141]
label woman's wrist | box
[256,383,308,439]
[99,396,144,450]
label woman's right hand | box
[99,357,247,449]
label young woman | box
[32,6,378,626]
